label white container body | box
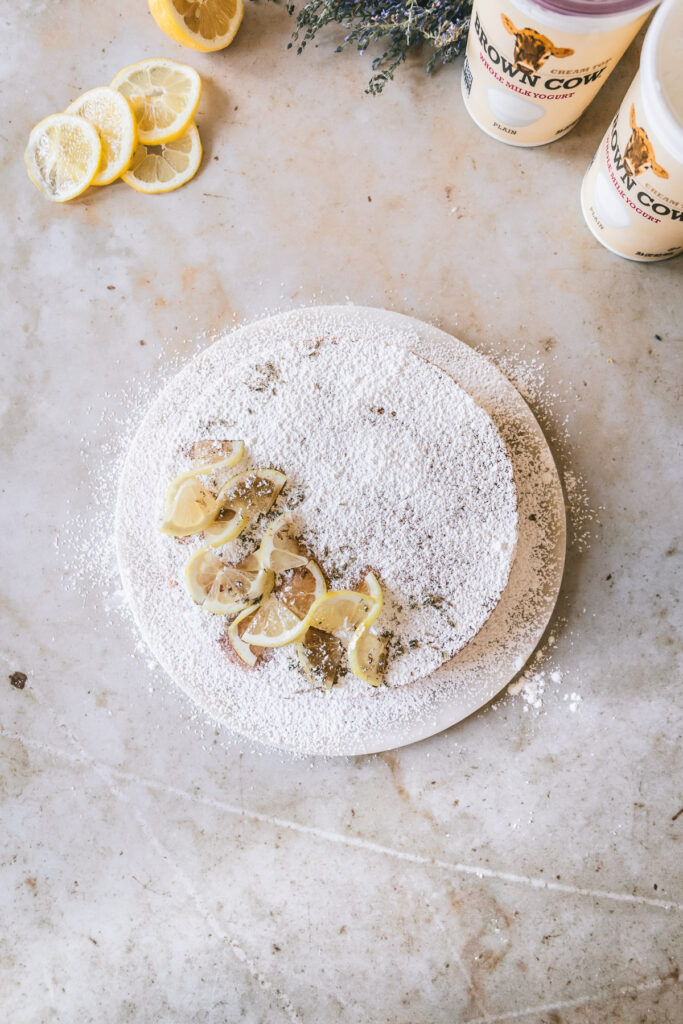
[461,0,657,146]
[581,0,683,260]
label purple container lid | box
[531,0,655,15]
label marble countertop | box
[1,2,681,1022]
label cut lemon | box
[241,559,325,648]
[240,593,307,648]
[188,439,244,474]
[277,560,326,619]
[227,577,274,668]
[122,122,202,194]
[216,469,286,520]
[160,475,217,536]
[258,513,308,573]
[185,546,273,614]
[348,628,388,687]
[25,113,101,202]
[65,87,137,185]
[303,589,377,638]
[149,0,245,53]
[111,58,201,144]
[203,562,273,615]
[204,508,247,548]
[297,628,343,690]
[184,546,225,603]
[356,572,383,626]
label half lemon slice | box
[297,628,344,689]
[25,114,101,202]
[185,547,273,614]
[122,122,202,194]
[205,468,286,545]
[160,475,217,536]
[227,576,275,668]
[66,86,137,185]
[149,0,245,52]
[111,58,201,144]
[258,513,309,573]
[241,559,326,648]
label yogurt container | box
[461,0,658,146]
[581,0,683,260]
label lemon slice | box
[204,508,247,548]
[303,589,377,638]
[121,122,202,194]
[297,628,343,690]
[348,628,388,687]
[240,593,307,648]
[25,114,101,202]
[185,547,273,614]
[241,560,325,648]
[227,577,275,668]
[160,475,217,536]
[188,439,244,474]
[184,546,225,603]
[203,562,273,615]
[277,560,326,619]
[258,513,308,573]
[216,469,286,520]
[356,572,383,626]
[65,87,137,185]
[111,58,201,145]
[148,0,245,53]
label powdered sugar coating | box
[116,307,564,755]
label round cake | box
[116,308,520,749]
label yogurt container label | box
[581,73,683,260]
[462,0,652,146]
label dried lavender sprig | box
[284,0,472,94]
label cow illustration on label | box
[500,14,574,74]
[623,104,669,178]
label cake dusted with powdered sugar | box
[116,310,519,747]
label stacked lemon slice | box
[25,58,203,201]
[159,443,388,687]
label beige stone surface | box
[1,2,681,1022]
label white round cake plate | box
[117,306,566,756]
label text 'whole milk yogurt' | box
[461,0,658,146]
[581,0,683,260]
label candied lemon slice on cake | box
[258,513,309,573]
[240,594,306,648]
[122,122,202,194]
[111,58,201,144]
[188,439,244,474]
[65,87,137,185]
[297,628,344,689]
[241,560,325,648]
[184,546,225,603]
[303,589,377,638]
[185,547,273,614]
[160,475,217,536]
[204,508,247,548]
[227,577,275,668]
[348,628,388,687]
[25,113,101,202]
[149,0,245,53]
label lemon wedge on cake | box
[241,560,326,648]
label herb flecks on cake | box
[159,445,389,687]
